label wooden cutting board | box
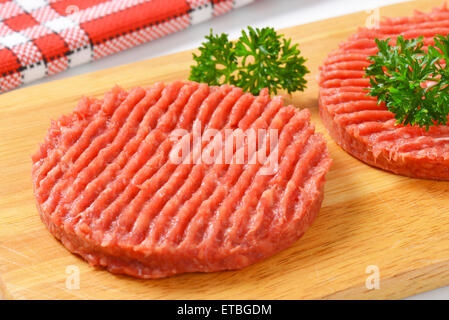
[1,0,448,300]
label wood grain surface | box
[0,0,448,300]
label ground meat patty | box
[32,81,332,279]
[319,6,449,180]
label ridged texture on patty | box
[32,81,331,278]
[319,5,449,180]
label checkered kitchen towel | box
[0,0,255,93]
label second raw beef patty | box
[319,6,449,180]
[32,81,332,278]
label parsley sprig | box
[189,27,309,95]
[365,35,449,130]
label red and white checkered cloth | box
[0,0,255,92]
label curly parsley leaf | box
[190,31,237,86]
[365,35,449,130]
[189,27,309,95]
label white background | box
[28,0,449,299]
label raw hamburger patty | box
[319,6,449,180]
[32,81,332,278]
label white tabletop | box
[26,0,448,300]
